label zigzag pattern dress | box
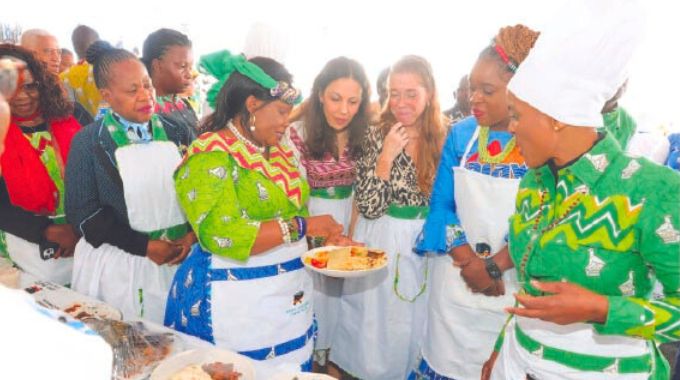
[492,133,680,380]
[164,131,315,379]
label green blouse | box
[509,133,679,343]
[602,106,637,150]
[26,130,66,223]
[175,131,309,262]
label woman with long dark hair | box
[285,56,371,371]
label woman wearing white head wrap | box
[482,1,680,379]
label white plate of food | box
[302,246,388,278]
[150,348,255,380]
[270,373,336,380]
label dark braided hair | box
[141,28,192,74]
[0,44,73,122]
[303,56,371,161]
[479,24,540,75]
[86,41,138,89]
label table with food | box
[0,245,377,380]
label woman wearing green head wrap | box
[164,51,352,378]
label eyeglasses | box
[41,48,61,57]
[20,81,40,94]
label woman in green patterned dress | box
[164,51,346,379]
[484,1,680,379]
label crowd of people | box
[0,0,679,379]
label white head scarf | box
[508,0,646,128]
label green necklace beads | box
[478,126,517,164]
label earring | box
[250,115,256,132]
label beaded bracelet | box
[294,216,306,239]
[277,217,291,244]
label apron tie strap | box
[210,256,304,282]
[387,204,430,220]
[309,185,353,200]
[514,323,653,374]
[239,321,317,361]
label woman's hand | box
[375,123,408,180]
[506,280,609,325]
[380,122,409,162]
[44,224,79,258]
[325,233,363,247]
[451,245,496,293]
[480,350,499,380]
[450,244,476,267]
[168,231,196,265]
[146,240,181,266]
[306,215,343,241]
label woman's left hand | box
[168,231,197,265]
[506,280,609,325]
[459,255,500,294]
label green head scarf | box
[199,50,302,108]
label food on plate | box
[304,246,386,271]
[170,362,242,380]
[85,319,175,379]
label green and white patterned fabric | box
[504,133,680,375]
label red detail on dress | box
[467,140,502,163]
[288,127,355,188]
[0,116,82,214]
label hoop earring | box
[249,115,256,132]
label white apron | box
[71,141,186,323]
[421,127,521,380]
[307,192,353,352]
[165,239,315,380]
[332,211,430,380]
[491,318,654,380]
[211,240,314,379]
[5,231,73,285]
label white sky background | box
[3,0,679,132]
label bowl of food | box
[302,246,387,278]
[150,348,255,380]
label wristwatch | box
[484,257,503,280]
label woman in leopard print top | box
[331,55,446,380]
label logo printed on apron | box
[422,126,523,379]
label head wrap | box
[507,0,645,128]
[199,50,301,108]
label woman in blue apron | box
[409,25,539,380]
[65,42,196,323]
[285,56,371,373]
[331,55,447,380]
[164,51,347,379]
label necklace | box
[227,121,265,154]
[478,126,516,164]
[518,180,587,285]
